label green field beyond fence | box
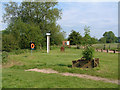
[93,43,119,50]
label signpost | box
[62,41,70,47]
[30,41,35,55]
[67,41,70,45]
[46,33,51,53]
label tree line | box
[68,26,118,46]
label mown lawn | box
[2,47,118,88]
[2,68,118,88]
[93,43,119,50]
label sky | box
[57,2,118,39]
[0,0,118,39]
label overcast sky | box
[0,1,118,39]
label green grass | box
[2,68,118,88]
[93,43,119,50]
[2,47,118,88]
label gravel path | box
[25,68,119,85]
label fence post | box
[113,50,116,53]
[107,49,109,53]
[101,49,103,52]
[103,44,106,50]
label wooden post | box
[96,49,98,52]
[101,49,103,52]
[107,49,109,53]
[113,50,116,53]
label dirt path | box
[25,68,58,74]
[25,68,119,85]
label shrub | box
[82,46,94,60]
[2,34,19,52]
[14,50,24,55]
[77,45,80,49]
[2,51,8,63]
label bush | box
[14,50,24,55]
[2,34,19,52]
[77,45,80,49]
[13,49,30,55]
[2,51,8,63]
[82,46,94,60]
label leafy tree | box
[51,30,66,45]
[1,30,10,35]
[99,31,117,43]
[2,34,19,52]
[68,30,82,45]
[115,37,119,43]
[103,31,116,43]
[84,25,90,35]
[99,37,106,43]
[3,2,19,24]
[82,46,94,60]
[82,26,98,45]
[3,1,64,51]
[82,26,92,45]
[91,37,98,44]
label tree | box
[84,25,90,35]
[103,31,116,43]
[115,37,119,43]
[3,1,64,51]
[82,26,92,45]
[68,30,82,45]
[99,31,117,43]
[91,37,98,44]
[82,46,94,60]
[3,2,19,24]
[99,37,106,43]
[2,34,19,52]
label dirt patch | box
[2,60,23,68]
[25,68,119,85]
[25,68,58,74]
[60,73,118,84]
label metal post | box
[31,41,32,55]
[47,35,50,53]
[46,33,51,53]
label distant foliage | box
[82,46,94,60]
[68,30,82,45]
[68,27,98,46]
[99,31,118,43]
[2,34,19,52]
[2,51,8,63]
[81,26,98,46]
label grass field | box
[92,43,119,50]
[2,47,118,88]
